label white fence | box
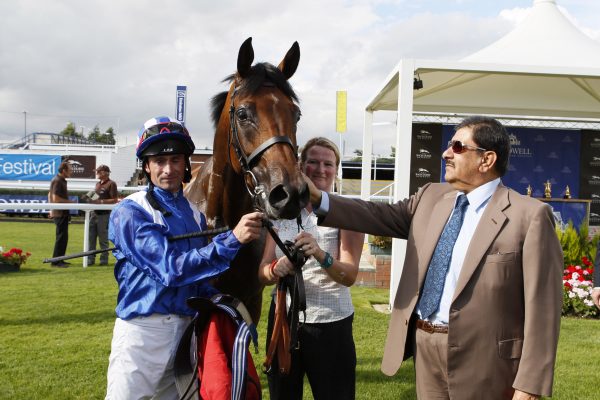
[0,202,116,268]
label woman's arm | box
[295,229,364,287]
[258,235,278,285]
[258,234,296,285]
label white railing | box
[0,202,116,268]
[0,181,144,192]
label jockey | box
[105,116,264,400]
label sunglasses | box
[447,140,486,154]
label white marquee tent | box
[361,0,600,301]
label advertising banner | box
[441,126,580,198]
[0,154,60,181]
[176,85,187,125]
[0,194,78,215]
[65,155,96,179]
[578,129,600,225]
[336,91,347,133]
[409,123,443,195]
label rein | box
[262,218,307,375]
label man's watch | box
[320,251,334,269]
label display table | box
[538,198,591,229]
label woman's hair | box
[299,137,340,167]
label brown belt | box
[416,319,449,334]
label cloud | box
[0,0,598,157]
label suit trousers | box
[52,216,69,258]
[88,212,110,264]
[266,298,356,400]
[414,327,449,399]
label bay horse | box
[184,37,308,323]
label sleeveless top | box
[273,208,354,323]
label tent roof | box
[366,0,600,120]
[463,0,600,67]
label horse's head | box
[211,37,309,220]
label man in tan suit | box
[307,116,563,399]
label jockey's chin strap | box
[262,216,307,375]
[227,83,298,201]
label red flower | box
[564,281,572,289]
[582,256,592,267]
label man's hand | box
[302,173,322,207]
[592,288,600,310]
[512,389,539,400]
[232,212,264,244]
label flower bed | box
[562,257,599,318]
[0,246,31,272]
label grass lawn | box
[1,220,599,399]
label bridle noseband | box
[228,83,297,205]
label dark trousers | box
[266,298,356,400]
[87,212,110,264]
[52,216,69,259]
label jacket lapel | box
[418,191,457,281]
[452,185,510,302]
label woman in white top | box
[258,137,364,400]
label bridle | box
[228,82,297,206]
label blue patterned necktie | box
[418,194,469,320]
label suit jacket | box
[321,182,563,398]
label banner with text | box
[441,126,580,199]
[176,85,187,125]
[0,154,61,181]
[578,129,600,225]
[409,123,443,195]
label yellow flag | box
[336,91,347,133]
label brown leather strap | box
[263,283,292,374]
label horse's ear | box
[237,37,254,78]
[278,41,300,80]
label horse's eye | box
[296,111,302,123]
[236,108,249,121]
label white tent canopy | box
[361,0,600,302]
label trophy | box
[564,185,571,199]
[526,185,532,196]
[544,180,552,199]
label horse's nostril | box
[268,184,289,208]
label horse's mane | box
[209,62,299,128]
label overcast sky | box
[1,0,599,156]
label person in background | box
[48,160,74,268]
[306,116,563,400]
[105,116,263,400]
[258,137,364,400]
[86,164,118,266]
[592,243,600,310]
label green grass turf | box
[1,221,599,399]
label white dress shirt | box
[424,178,500,324]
